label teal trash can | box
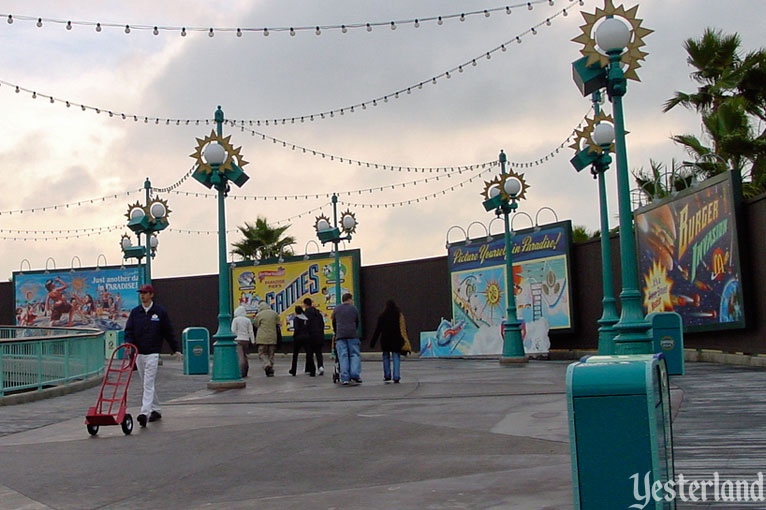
[182,327,210,375]
[105,330,125,360]
[567,354,675,509]
[648,312,685,376]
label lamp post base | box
[499,355,529,365]
[597,319,619,355]
[208,337,245,388]
[208,379,246,390]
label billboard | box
[14,265,142,330]
[421,220,574,357]
[231,249,362,339]
[635,172,745,332]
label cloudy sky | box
[0,0,762,281]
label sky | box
[0,0,763,281]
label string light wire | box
[1,1,563,38]
[0,1,583,126]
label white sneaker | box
[318,366,324,375]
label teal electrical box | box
[105,330,125,360]
[182,327,210,375]
[567,355,675,509]
[648,312,685,376]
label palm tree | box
[632,159,696,204]
[663,28,766,197]
[231,217,296,261]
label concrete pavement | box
[0,357,764,509]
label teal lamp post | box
[482,150,529,365]
[120,178,170,285]
[314,194,356,307]
[572,2,653,354]
[190,106,250,389]
[569,96,619,354]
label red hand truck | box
[85,343,138,436]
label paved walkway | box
[0,358,763,509]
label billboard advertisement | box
[14,266,142,330]
[231,249,361,339]
[635,172,745,332]
[421,220,574,357]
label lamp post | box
[120,178,170,285]
[569,92,620,354]
[482,150,529,365]
[572,2,653,354]
[590,113,621,354]
[190,106,250,389]
[314,194,356,307]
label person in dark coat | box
[370,300,407,383]
[302,297,325,375]
[124,284,182,427]
[290,305,315,376]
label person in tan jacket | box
[255,301,281,377]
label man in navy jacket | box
[124,284,182,427]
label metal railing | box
[0,326,105,397]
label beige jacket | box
[255,301,280,345]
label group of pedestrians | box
[123,284,412,426]
[290,298,325,377]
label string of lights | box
[166,163,491,204]
[236,105,592,174]
[1,0,563,38]
[0,189,142,216]
[0,1,585,127]
[336,165,496,209]
[0,225,123,242]
[151,166,195,193]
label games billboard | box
[14,265,142,330]
[421,220,574,357]
[231,250,362,339]
[635,172,745,332]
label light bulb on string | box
[36,18,42,28]
[237,28,242,37]
[289,27,295,36]
[181,27,186,36]
[95,22,101,32]
[366,23,372,32]
[341,25,347,33]
[208,28,214,37]
[263,28,268,36]
[124,25,130,34]
[7,15,12,24]
[437,16,443,25]
[153,26,159,35]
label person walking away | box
[255,301,281,377]
[123,284,182,427]
[331,293,361,385]
[232,305,255,378]
[303,297,326,375]
[290,305,314,376]
[370,300,409,383]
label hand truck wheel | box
[121,414,134,435]
[86,424,99,436]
